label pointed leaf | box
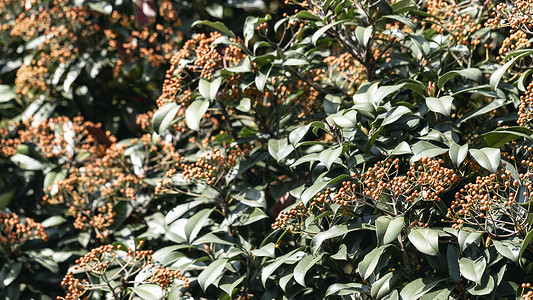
[185,99,210,131]
[319,146,343,170]
[459,257,486,284]
[184,208,214,243]
[152,102,180,134]
[408,228,440,256]
[358,246,387,280]
[426,96,453,117]
[199,76,222,100]
[198,258,228,291]
[400,277,446,299]
[376,215,404,246]
[294,253,323,287]
[371,272,399,299]
[449,143,468,166]
[469,148,500,173]
[312,20,346,45]
[132,284,165,300]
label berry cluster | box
[447,166,530,237]
[59,242,188,300]
[424,0,488,46]
[272,158,458,232]
[519,81,533,126]
[523,282,533,299]
[42,143,142,239]
[0,211,48,252]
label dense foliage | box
[3,0,533,298]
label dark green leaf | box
[185,99,210,131]
[294,253,323,286]
[408,228,440,256]
[152,102,180,134]
[198,258,228,291]
[469,148,500,173]
[400,277,446,299]
[376,215,404,246]
[184,208,214,243]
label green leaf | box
[283,58,309,66]
[152,102,180,134]
[312,20,346,45]
[289,124,310,146]
[447,245,460,283]
[0,262,22,287]
[311,224,373,254]
[449,143,468,166]
[390,141,412,155]
[493,239,520,263]
[455,99,506,125]
[294,253,323,287]
[243,16,260,46]
[268,138,294,162]
[219,275,245,296]
[291,153,320,168]
[520,228,533,266]
[192,20,236,38]
[185,99,210,131]
[480,127,533,147]
[466,273,495,295]
[132,284,165,299]
[355,26,373,47]
[490,50,533,90]
[469,148,500,173]
[358,246,387,280]
[226,56,252,73]
[198,258,228,291]
[408,228,440,256]
[296,10,322,21]
[376,215,404,246]
[10,153,48,171]
[459,257,486,285]
[0,85,16,102]
[371,272,399,299]
[255,65,272,91]
[325,283,368,297]
[400,277,446,299]
[251,243,276,258]
[411,141,447,162]
[184,208,214,243]
[425,96,453,117]
[438,68,483,90]
[382,106,411,126]
[199,76,222,100]
[319,146,343,170]
[457,230,482,252]
[300,180,329,206]
[262,248,301,286]
[382,15,416,31]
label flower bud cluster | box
[59,242,188,300]
[272,157,457,232]
[447,166,530,236]
[0,211,48,251]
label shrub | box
[3,0,533,299]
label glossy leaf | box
[198,258,228,291]
[184,208,214,243]
[376,215,404,246]
[294,253,323,286]
[185,99,210,131]
[469,148,500,173]
[400,277,446,299]
[152,102,180,134]
[408,228,440,256]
